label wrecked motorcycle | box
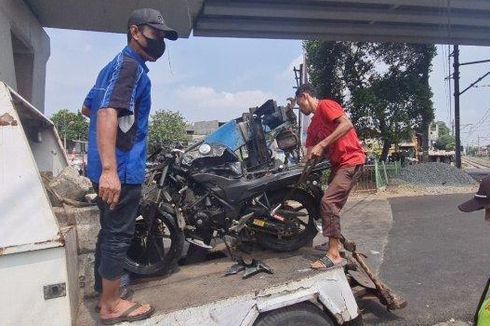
[124,100,329,276]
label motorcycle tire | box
[255,190,319,252]
[253,302,335,326]
[124,209,184,276]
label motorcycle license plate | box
[253,219,266,227]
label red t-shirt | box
[305,99,365,168]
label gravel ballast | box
[395,162,477,187]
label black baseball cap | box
[128,8,178,41]
[458,176,490,212]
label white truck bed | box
[76,247,359,326]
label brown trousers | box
[321,165,363,238]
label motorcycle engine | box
[192,211,210,228]
[183,188,228,232]
[190,208,226,230]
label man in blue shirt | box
[81,8,177,324]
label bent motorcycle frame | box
[190,162,327,207]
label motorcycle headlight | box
[199,143,211,155]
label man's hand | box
[309,143,325,160]
[99,169,121,209]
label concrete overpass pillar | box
[0,0,50,112]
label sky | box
[44,28,490,146]
[45,29,302,123]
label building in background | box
[186,120,222,143]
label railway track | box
[462,156,490,181]
[462,156,490,169]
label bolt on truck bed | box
[76,247,360,325]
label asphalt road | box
[466,168,490,182]
[361,194,490,325]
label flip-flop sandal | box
[100,303,155,325]
[311,256,347,270]
[95,287,134,313]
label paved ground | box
[350,194,490,325]
[466,168,490,182]
[314,193,392,274]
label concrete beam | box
[25,0,204,37]
[196,17,490,43]
[309,0,490,11]
[18,0,490,47]
[195,0,490,45]
[203,1,490,28]
[194,28,490,47]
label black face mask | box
[138,34,166,60]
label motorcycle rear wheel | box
[254,190,319,252]
[124,208,184,276]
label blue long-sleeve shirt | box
[84,46,151,184]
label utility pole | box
[453,45,461,168]
[450,46,490,168]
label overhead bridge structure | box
[193,0,490,46]
[22,0,490,46]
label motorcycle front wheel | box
[124,208,184,276]
[254,190,319,252]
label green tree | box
[148,110,188,151]
[304,41,436,161]
[303,41,350,102]
[51,109,89,141]
[435,121,451,137]
[434,134,455,150]
[433,121,454,150]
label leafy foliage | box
[303,41,350,102]
[433,121,455,150]
[304,41,436,161]
[51,109,88,141]
[148,110,188,150]
[435,121,451,137]
[434,134,456,150]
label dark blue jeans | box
[92,183,142,293]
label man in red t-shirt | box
[294,84,365,270]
